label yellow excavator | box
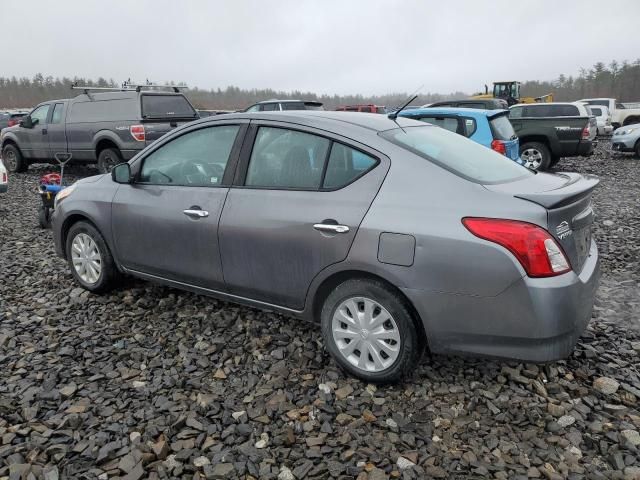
[472,81,553,106]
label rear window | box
[489,114,516,140]
[303,102,324,111]
[380,126,531,184]
[141,95,196,119]
[522,104,579,117]
[281,102,306,111]
[414,116,460,134]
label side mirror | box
[111,163,132,183]
[20,116,33,128]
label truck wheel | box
[97,148,122,174]
[2,144,27,173]
[520,142,551,171]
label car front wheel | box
[321,278,421,383]
[66,221,119,292]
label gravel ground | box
[1,139,639,480]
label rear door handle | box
[183,209,209,218]
[313,223,349,234]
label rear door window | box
[323,143,377,189]
[260,103,279,111]
[380,126,531,184]
[245,127,330,189]
[141,95,197,119]
[489,114,516,140]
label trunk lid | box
[485,172,599,272]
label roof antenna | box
[388,84,423,120]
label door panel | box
[21,104,51,159]
[112,185,228,289]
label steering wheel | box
[180,160,210,185]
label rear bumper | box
[403,240,600,362]
[0,183,7,193]
[577,141,594,157]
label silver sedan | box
[51,111,600,383]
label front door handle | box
[313,223,350,234]
[42,128,48,135]
[183,209,209,218]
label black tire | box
[320,278,421,383]
[97,148,122,174]
[65,221,120,293]
[520,141,551,171]
[2,144,27,173]
[38,206,51,229]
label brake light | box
[7,119,18,127]
[582,126,590,139]
[491,139,506,155]
[130,125,146,142]
[1,172,6,183]
[462,218,571,277]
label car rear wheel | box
[520,142,551,171]
[97,148,122,174]
[2,144,27,173]
[321,278,421,383]
[66,221,119,293]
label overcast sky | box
[3,0,639,95]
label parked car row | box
[51,110,600,382]
[0,110,29,130]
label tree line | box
[1,60,639,110]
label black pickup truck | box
[0,87,199,173]
[508,103,595,171]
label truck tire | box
[520,142,551,171]
[2,144,28,173]
[97,148,123,174]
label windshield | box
[141,95,197,118]
[489,114,516,140]
[380,126,532,184]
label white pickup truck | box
[580,98,640,129]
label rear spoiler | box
[515,173,599,209]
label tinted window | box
[323,143,377,189]
[141,95,196,119]
[463,117,477,137]
[246,127,330,189]
[380,126,531,184]
[589,107,602,116]
[490,114,516,140]
[261,103,279,111]
[281,102,306,111]
[139,125,239,186]
[303,103,324,111]
[50,103,64,124]
[69,99,138,123]
[30,104,50,125]
[458,103,484,109]
[414,116,460,134]
[509,106,523,118]
[522,105,578,117]
[245,105,260,112]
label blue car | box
[398,107,523,165]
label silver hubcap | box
[521,148,543,170]
[332,297,401,372]
[4,151,17,171]
[71,233,102,285]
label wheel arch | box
[1,137,21,153]
[95,137,121,157]
[307,268,429,352]
[60,213,119,271]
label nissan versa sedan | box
[51,111,600,383]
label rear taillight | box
[491,139,506,155]
[7,119,18,127]
[130,125,146,142]
[1,172,6,183]
[462,218,571,277]
[581,126,590,139]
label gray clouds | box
[3,0,639,94]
